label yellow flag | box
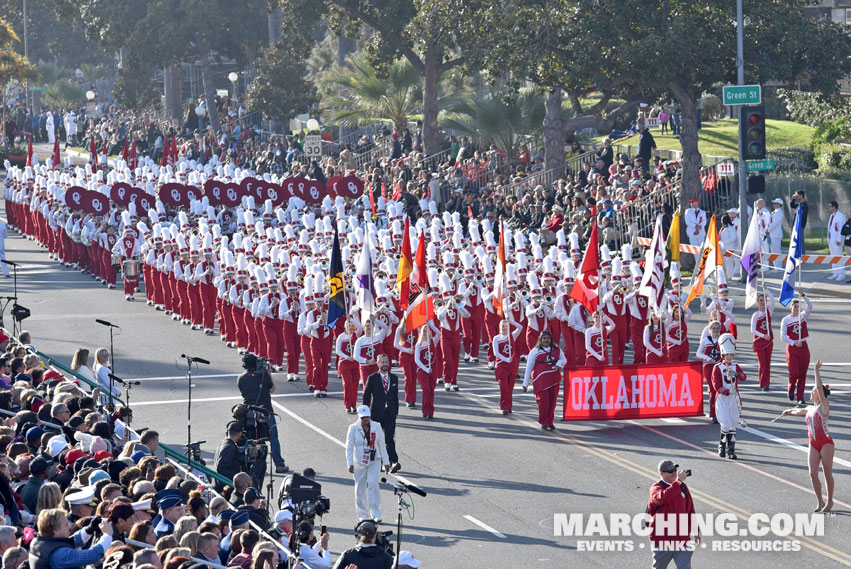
[666,213,681,263]
[685,214,718,309]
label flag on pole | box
[396,217,413,309]
[779,207,804,306]
[51,139,60,170]
[404,290,434,331]
[128,140,138,172]
[121,138,129,163]
[741,203,763,309]
[685,214,720,308]
[355,239,377,325]
[169,134,178,165]
[102,137,109,169]
[89,135,98,172]
[161,136,170,167]
[327,228,347,328]
[666,211,681,263]
[25,136,33,167]
[639,215,667,309]
[570,222,600,312]
[410,229,428,290]
[492,221,507,317]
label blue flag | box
[779,207,804,306]
[327,228,347,328]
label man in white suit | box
[767,198,785,271]
[827,200,847,281]
[346,405,390,521]
[684,197,706,266]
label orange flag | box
[493,221,506,317]
[395,217,413,309]
[685,214,720,309]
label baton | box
[770,414,785,423]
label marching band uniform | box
[414,326,442,418]
[492,325,520,414]
[436,273,469,391]
[353,321,388,387]
[584,315,613,366]
[481,278,501,370]
[664,305,692,363]
[460,270,484,363]
[567,300,587,367]
[782,295,813,404]
[712,334,746,459]
[751,289,775,390]
[643,317,666,364]
[111,220,140,300]
[307,279,332,397]
[626,264,648,365]
[394,324,419,407]
[523,342,566,429]
[696,330,722,420]
[601,266,629,365]
[337,325,361,412]
[525,288,553,354]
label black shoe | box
[390,463,401,474]
[796,400,806,407]
[502,409,509,415]
[507,409,512,414]
[541,425,548,431]
[711,417,718,424]
[788,386,795,401]
[548,425,555,431]
[308,386,315,392]
[275,465,289,474]
[762,385,770,392]
[406,402,415,408]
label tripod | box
[392,488,408,568]
[95,319,120,410]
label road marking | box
[272,400,346,448]
[457,392,851,567]
[462,515,506,539]
[741,425,851,468]
[130,373,238,382]
[660,418,687,424]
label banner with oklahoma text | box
[563,362,704,421]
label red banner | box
[562,362,703,421]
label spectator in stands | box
[92,348,120,400]
[21,457,49,514]
[17,332,30,346]
[2,546,26,569]
[240,487,269,528]
[29,508,113,569]
[0,527,16,557]
[35,482,62,514]
[295,520,332,569]
[132,548,161,568]
[70,349,95,384]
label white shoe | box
[487,361,495,369]
[464,354,471,362]
[172,314,180,321]
[445,385,451,391]
[827,275,836,281]
[472,358,479,363]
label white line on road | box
[660,418,687,424]
[130,373,238,382]
[272,401,346,448]
[742,425,851,468]
[463,515,506,539]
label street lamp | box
[86,90,95,101]
[306,118,319,132]
[228,72,238,100]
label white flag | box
[639,215,667,309]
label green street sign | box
[723,85,761,105]
[30,86,46,92]
[746,159,775,172]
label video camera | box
[280,473,331,523]
[242,353,271,374]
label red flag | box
[89,135,98,172]
[52,139,60,170]
[569,223,600,313]
[396,217,413,309]
[25,136,33,166]
[161,135,170,167]
[169,134,178,166]
[492,221,506,317]
[121,138,129,163]
[102,136,109,168]
[404,291,434,331]
[410,229,428,289]
[128,140,137,171]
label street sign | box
[85,102,97,119]
[723,85,761,105]
[304,134,322,159]
[30,86,46,92]
[746,159,775,172]
[644,117,660,128]
[716,162,735,176]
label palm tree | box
[322,54,423,134]
[440,89,546,157]
[44,81,83,110]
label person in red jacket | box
[647,459,699,569]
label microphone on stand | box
[95,319,119,327]
[180,354,211,365]
[108,373,140,386]
[382,475,427,497]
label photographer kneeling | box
[237,354,288,473]
[213,421,244,493]
[332,520,393,569]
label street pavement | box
[2,181,851,566]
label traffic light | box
[739,104,766,160]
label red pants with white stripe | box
[189,284,203,325]
[630,317,645,364]
[702,363,717,418]
[484,311,500,363]
[495,364,515,411]
[753,338,773,388]
[440,331,461,385]
[124,274,138,296]
[560,323,575,368]
[283,321,300,375]
[263,317,284,366]
[359,364,378,387]
[201,283,217,331]
[608,315,628,365]
[462,306,484,359]
[339,360,359,408]
[399,351,417,404]
[301,336,313,386]
[786,343,809,401]
[310,336,332,391]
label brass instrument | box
[434,299,445,309]
[544,293,555,306]
[475,273,484,284]
[454,294,464,304]
[620,285,629,294]
[519,287,531,302]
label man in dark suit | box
[363,353,401,473]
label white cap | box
[397,551,422,568]
[357,405,371,418]
[47,435,68,458]
[772,198,783,205]
[66,485,97,506]
[275,509,293,523]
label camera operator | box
[237,354,288,473]
[331,520,393,569]
[239,487,270,528]
[294,520,332,569]
[213,422,244,493]
[647,459,699,569]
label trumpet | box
[544,293,555,306]
[519,287,530,302]
[435,299,445,309]
[475,273,484,284]
[620,285,629,294]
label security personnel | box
[153,489,185,538]
[65,485,97,523]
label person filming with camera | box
[647,459,699,569]
[331,520,393,569]
[237,353,289,473]
[293,520,332,569]
[213,421,244,493]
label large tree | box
[275,0,470,154]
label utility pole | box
[736,0,747,252]
[23,0,30,111]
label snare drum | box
[123,260,141,277]
[110,255,121,267]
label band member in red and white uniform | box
[307,277,332,398]
[601,259,630,365]
[437,273,469,391]
[216,252,236,345]
[229,256,250,352]
[525,275,554,354]
[665,304,692,362]
[297,276,317,390]
[568,292,588,364]
[337,320,361,414]
[172,233,191,323]
[643,310,666,364]
[553,261,576,366]
[480,257,500,370]
[712,334,746,459]
[111,217,141,301]
[584,311,613,366]
[394,321,418,409]
[493,319,520,415]
[502,265,528,360]
[258,270,284,369]
[460,252,484,363]
[696,320,723,423]
[353,318,389,387]
[626,265,649,364]
[414,322,442,419]
[195,234,219,335]
[186,236,204,330]
[281,266,302,382]
[523,330,566,430]
[750,284,775,391]
[700,269,736,338]
[781,293,813,406]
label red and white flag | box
[570,222,600,312]
[638,215,667,310]
[493,221,506,317]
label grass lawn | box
[594,118,815,158]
